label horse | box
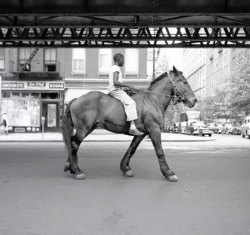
[62,66,197,182]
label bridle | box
[134,71,188,104]
[168,71,187,104]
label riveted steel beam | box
[0,26,250,47]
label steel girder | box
[0,26,250,48]
[1,1,250,47]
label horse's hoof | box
[167,175,178,182]
[74,172,86,180]
[124,170,134,177]
[64,162,70,172]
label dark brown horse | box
[62,66,197,181]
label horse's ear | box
[173,66,178,73]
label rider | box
[108,53,144,136]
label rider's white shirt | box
[108,65,123,93]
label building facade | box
[205,48,231,96]
[1,48,65,132]
[183,49,207,99]
[64,48,148,103]
[183,48,235,98]
[0,48,148,132]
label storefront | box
[1,81,64,132]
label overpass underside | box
[1,0,250,48]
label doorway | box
[41,102,59,132]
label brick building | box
[0,48,148,132]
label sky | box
[160,48,184,71]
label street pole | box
[153,47,155,80]
[41,116,45,140]
[0,75,2,120]
[152,27,156,80]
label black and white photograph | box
[0,1,250,234]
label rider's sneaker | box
[129,128,144,136]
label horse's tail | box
[62,99,76,152]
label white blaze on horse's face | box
[172,68,197,108]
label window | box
[45,49,56,63]
[45,49,57,71]
[21,92,30,98]
[12,92,21,98]
[72,49,86,74]
[0,59,4,70]
[41,92,59,99]
[47,104,57,127]
[19,48,32,62]
[2,91,10,98]
[125,49,139,74]
[0,49,4,70]
[19,48,32,71]
[99,49,112,73]
[31,93,40,98]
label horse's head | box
[169,66,197,108]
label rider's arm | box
[113,72,134,89]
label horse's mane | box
[149,72,169,87]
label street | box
[0,134,250,235]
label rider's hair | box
[113,53,124,62]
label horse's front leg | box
[149,129,178,182]
[120,134,146,177]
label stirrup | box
[129,128,144,136]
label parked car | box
[231,126,241,135]
[207,123,218,133]
[166,124,175,133]
[193,126,213,137]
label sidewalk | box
[0,129,216,142]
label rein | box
[136,89,177,99]
[134,72,187,103]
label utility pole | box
[0,75,2,120]
[152,47,155,80]
[152,27,156,80]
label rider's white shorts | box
[109,89,138,121]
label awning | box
[64,89,107,103]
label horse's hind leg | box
[65,127,93,179]
[120,134,146,177]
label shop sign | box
[27,81,46,88]
[49,82,64,89]
[1,81,65,90]
[1,82,25,89]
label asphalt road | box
[0,134,250,235]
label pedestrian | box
[108,53,144,135]
[0,111,8,135]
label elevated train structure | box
[1,0,250,47]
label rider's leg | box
[109,89,143,135]
[129,120,144,135]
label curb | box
[0,138,216,143]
